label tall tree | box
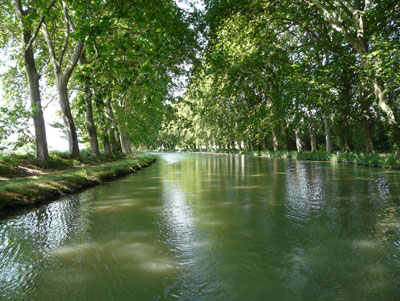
[42,0,86,159]
[304,0,400,151]
[78,50,100,156]
[0,0,56,163]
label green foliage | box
[154,0,399,156]
[1,0,399,161]
[0,66,33,149]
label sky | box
[41,90,70,151]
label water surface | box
[1,153,400,299]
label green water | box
[1,153,400,300]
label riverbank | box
[181,149,400,169]
[0,153,156,210]
[0,151,141,180]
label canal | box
[1,153,400,299]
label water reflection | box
[0,195,91,298]
[154,153,400,299]
[1,153,400,299]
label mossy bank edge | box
[0,153,156,210]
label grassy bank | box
[0,153,156,210]
[187,149,400,169]
[0,150,136,180]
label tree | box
[0,0,56,163]
[304,0,400,151]
[42,0,86,159]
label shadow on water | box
[1,153,400,299]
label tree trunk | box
[14,0,51,164]
[310,124,317,152]
[57,80,80,159]
[109,129,119,155]
[295,129,303,152]
[42,15,84,159]
[103,134,112,156]
[338,68,352,152]
[360,89,375,155]
[97,101,111,156]
[249,141,254,151]
[339,134,351,152]
[80,53,99,157]
[361,46,398,150]
[362,117,374,154]
[119,131,132,154]
[323,115,332,153]
[374,79,400,150]
[231,140,236,151]
[280,123,288,150]
[115,127,123,153]
[263,136,268,150]
[104,98,120,155]
[84,98,100,157]
[272,127,279,152]
[359,42,399,150]
[23,30,49,164]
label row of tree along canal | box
[156,0,400,157]
[0,0,196,163]
[1,1,400,161]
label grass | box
[187,149,400,169]
[0,153,156,210]
[0,150,144,179]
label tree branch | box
[62,1,76,31]
[305,0,366,54]
[13,0,25,17]
[58,1,72,66]
[42,21,60,71]
[336,0,356,16]
[24,0,57,52]
[306,0,344,33]
[63,41,85,82]
[0,24,20,42]
[363,0,371,12]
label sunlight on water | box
[352,240,378,249]
[233,185,263,189]
[52,238,177,275]
[1,153,400,299]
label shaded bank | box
[175,150,400,169]
[0,153,155,210]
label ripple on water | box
[2,153,400,300]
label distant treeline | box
[156,0,400,155]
